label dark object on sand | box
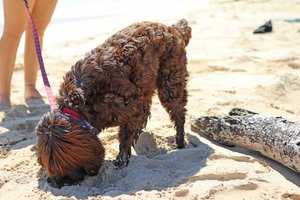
[190,108,300,174]
[253,20,272,34]
[285,18,300,23]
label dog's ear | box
[58,71,85,109]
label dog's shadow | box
[37,132,214,199]
[0,99,49,155]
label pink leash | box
[23,0,99,134]
[23,0,57,110]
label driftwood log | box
[190,108,300,173]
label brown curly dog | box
[36,19,191,188]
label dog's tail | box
[172,19,192,46]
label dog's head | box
[36,109,105,188]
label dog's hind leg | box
[157,48,188,149]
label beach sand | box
[0,0,300,199]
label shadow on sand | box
[37,132,214,199]
[0,99,49,155]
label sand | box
[0,0,300,199]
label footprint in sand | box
[217,89,237,95]
[208,153,271,174]
[208,153,256,163]
[0,179,6,189]
[3,105,29,118]
[208,65,229,72]
[27,103,50,116]
[196,145,265,191]
[11,119,36,132]
[282,193,300,200]
[234,182,258,190]
[174,188,190,197]
[288,61,300,69]
[187,172,247,182]
[0,118,38,148]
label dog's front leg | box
[114,123,135,168]
[113,102,150,168]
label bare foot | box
[0,95,12,111]
[24,85,43,99]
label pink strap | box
[23,0,57,110]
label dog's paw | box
[176,140,186,149]
[113,154,129,168]
[113,160,128,169]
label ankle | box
[25,84,36,88]
[24,85,42,99]
[0,95,11,111]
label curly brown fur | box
[36,19,191,187]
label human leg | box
[24,0,57,99]
[0,0,35,110]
